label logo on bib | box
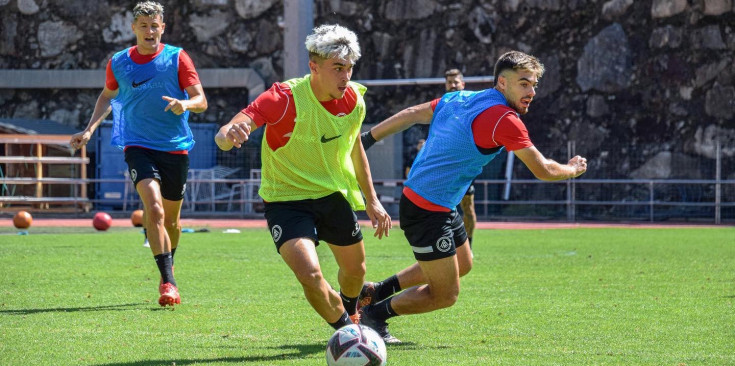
[320,134,341,143]
[132,77,153,88]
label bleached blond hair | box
[133,1,164,21]
[305,24,361,63]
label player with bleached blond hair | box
[216,24,391,332]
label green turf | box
[0,226,733,365]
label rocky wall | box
[0,0,733,180]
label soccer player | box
[215,24,391,331]
[403,138,425,178]
[444,68,466,92]
[358,51,587,343]
[70,1,207,307]
[143,227,150,247]
[444,69,478,247]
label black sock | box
[375,275,401,302]
[171,247,177,266]
[370,297,398,322]
[340,291,358,316]
[154,252,176,287]
[328,311,352,330]
[468,236,473,248]
[144,228,148,239]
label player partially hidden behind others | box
[359,51,587,343]
[215,24,391,332]
[444,68,478,247]
[70,1,207,307]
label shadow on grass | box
[0,303,146,315]
[92,341,438,366]
[383,341,422,349]
[93,342,325,366]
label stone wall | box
[1,0,733,180]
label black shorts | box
[399,193,468,261]
[263,192,363,253]
[124,147,189,201]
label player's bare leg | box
[280,238,351,327]
[459,194,476,246]
[330,241,366,323]
[137,179,171,256]
[161,198,183,253]
[360,240,472,306]
[389,255,461,315]
[137,178,179,306]
[360,254,461,343]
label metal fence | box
[72,123,734,223]
[470,178,734,224]
[81,175,734,224]
[3,136,731,224]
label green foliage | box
[0,227,733,365]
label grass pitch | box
[0,225,733,365]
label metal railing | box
[468,178,734,224]
[51,176,733,224]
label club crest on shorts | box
[181,183,186,195]
[351,222,361,237]
[271,225,283,242]
[130,169,137,182]
[436,236,452,252]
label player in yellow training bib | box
[216,24,391,332]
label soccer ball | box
[93,212,112,231]
[130,209,144,227]
[13,210,32,229]
[326,324,386,366]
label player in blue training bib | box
[70,1,208,308]
[358,51,588,343]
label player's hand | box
[162,96,187,115]
[70,131,92,151]
[361,130,377,151]
[568,155,587,177]
[365,198,391,239]
[224,122,251,149]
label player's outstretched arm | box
[215,112,258,151]
[361,101,434,150]
[352,134,391,238]
[514,146,587,181]
[70,87,116,150]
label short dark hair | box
[493,51,544,82]
[444,68,463,78]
